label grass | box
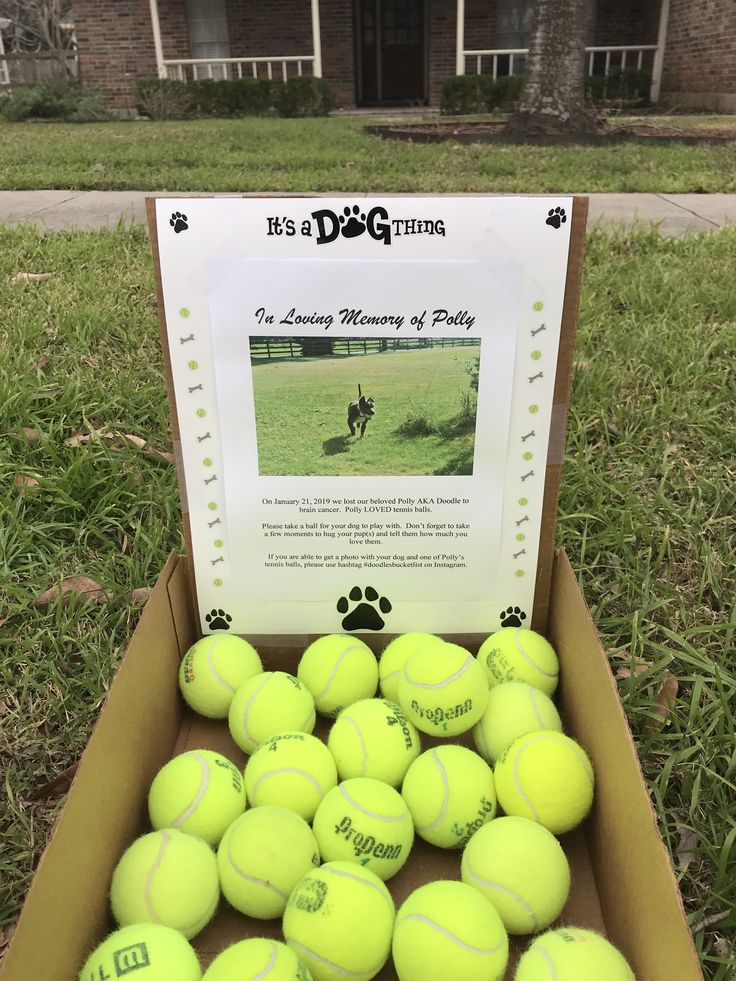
[1,114,736,193]
[0,221,735,978]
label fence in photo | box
[250,336,481,361]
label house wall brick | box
[428,0,457,104]
[660,0,736,108]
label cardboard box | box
[0,196,704,981]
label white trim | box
[311,0,322,77]
[650,0,670,103]
[149,0,166,79]
[455,0,465,75]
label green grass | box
[0,222,735,977]
[252,346,478,476]
[1,115,736,192]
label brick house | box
[74,0,736,115]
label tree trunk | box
[506,0,598,136]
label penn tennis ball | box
[379,633,443,703]
[473,682,562,764]
[515,927,636,980]
[110,829,219,939]
[283,861,395,981]
[477,628,559,695]
[148,749,246,846]
[397,641,489,736]
[298,635,378,718]
[203,938,313,980]
[244,731,337,822]
[461,816,570,934]
[217,806,319,919]
[494,731,594,834]
[228,671,316,755]
[401,744,496,848]
[179,635,262,718]
[78,923,202,981]
[327,698,421,786]
[312,777,414,881]
[392,880,508,981]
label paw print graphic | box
[170,211,189,233]
[545,207,567,230]
[339,205,367,239]
[206,608,231,630]
[337,586,392,630]
[500,606,527,628]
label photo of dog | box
[347,384,375,438]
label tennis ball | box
[179,635,262,718]
[397,641,489,736]
[392,880,508,981]
[283,861,395,981]
[217,806,319,919]
[148,749,246,846]
[203,939,312,981]
[401,745,496,848]
[473,682,563,764]
[312,777,414,880]
[379,632,443,703]
[228,671,316,755]
[297,635,378,718]
[110,829,219,938]
[495,731,594,834]
[79,923,202,981]
[461,816,570,934]
[327,698,421,786]
[515,927,636,980]
[478,628,559,695]
[244,731,337,821]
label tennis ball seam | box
[315,644,369,701]
[462,861,539,931]
[527,686,548,727]
[397,913,505,955]
[403,656,473,689]
[251,766,324,803]
[169,751,209,828]
[415,749,449,833]
[206,636,238,692]
[239,673,273,747]
[143,831,207,936]
[513,631,559,680]
[530,944,556,978]
[515,733,595,788]
[288,938,382,978]
[225,859,289,902]
[340,784,409,823]
[344,715,369,775]
[323,862,395,913]
[512,753,542,822]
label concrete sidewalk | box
[0,190,734,235]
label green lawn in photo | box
[251,344,480,476]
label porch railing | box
[162,56,315,83]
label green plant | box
[1,80,110,122]
[135,78,193,120]
[440,75,494,115]
[189,78,276,117]
[585,68,651,106]
[275,76,332,118]
[489,74,524,110]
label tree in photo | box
[0,0,75,52]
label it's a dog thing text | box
[254,307,476,331]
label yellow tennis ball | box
[203,938,313,981]
[297,635,378,717]
[515,927,636,980]
[283,861,395,981]
[478,628,559,695]
[392,880,509,981]
[217,806,320,919]
[327,698,421,786]
[401,745,496,848]
[228,671,316,754]
[110,829,219,939]
[179,635,263,718]
[494,731,594,834]
[397,641,489,736]
[473,682,563,764]
[312,777,414,880]
[148,749,246,846]
[79,923,202,981]
[379,632,443,703]
[461,816,570,934]
[244,731,338,821]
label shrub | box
[275,76,332,118]
[189,77,276,117]
[585,68,651,106]
[1,80,111,122]
[440,75,494,115]
[489,74,524,110]
[135,78,193,120]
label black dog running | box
[347,384,375,438]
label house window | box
[185,0,231,79]
[496,0,535,50]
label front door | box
[358,0,426,104]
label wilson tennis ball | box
[478,628,559,695]
[515,927,636,980]
[392,880,509,981]
[217,806,319,919]
[297,635,378,717]
[244,731,338,821]
[461,816,570,934]
[401,745,496,848]
[312,777,414,880]
[327,698,421,786]
[283,861,395,981]
[110,829,219,939]
[79,923,202,981]
[379,633,443,703]
[148,749,246,846]
[179,635,262,718]
[228,671,316,755]
[203,938,313,981]
[473,682,563,764]
[397,641,489,736]
[494,731,595,834]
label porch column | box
[455,0,465,75]
[311,0,323,78]
[650,0,671,103]
[149,0,166,79]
